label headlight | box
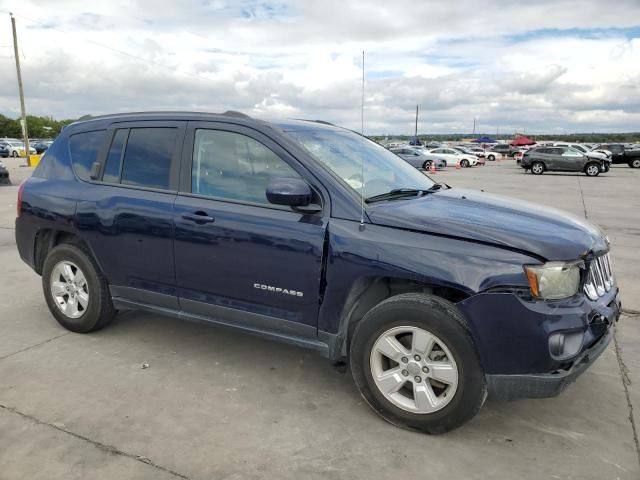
[524,260,583,300]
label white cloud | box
[0,0,639,133]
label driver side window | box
[191,130,301,205]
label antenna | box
[359,50,366,230]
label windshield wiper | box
[365,188,426,203]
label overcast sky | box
[1,0,639,134]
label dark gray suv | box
[521,146,604,176]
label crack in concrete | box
[613,324,640,469]
[576,175,589,219]
[0,332,71,362]
[0,403,191,479]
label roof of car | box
[66,111,346,134]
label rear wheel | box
[487,154,495,161]
[350,293,486,434]
[11,151,18,158]
[630,158,640,169]
[422,160,433,170]
[531,161,545,175]
[585,163,600,177]
[42,243,116,333]
[460,159,470,168]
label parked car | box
[591,144,640,168]
[0,160,9,184]
[0,142,10,158]
[4,140,36,157]
[427,147,478,167]
[16,111,620,434]
[489,144,512,157]
[462,146,487,158]
[389,147,447,170]
[551,143,612,171]
[32,140,53,154]
[521,146,604,176]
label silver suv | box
[521,146,604,177]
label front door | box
[173,122,328,339]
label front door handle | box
[181,211,215,224]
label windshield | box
[283,125,435,198]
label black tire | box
[460,159,470,168]
[487,154,495,161]
[629,158,640,169]
[422,160,432,170]
[42,243,116,333]
[350,293,486,434]
[603,163,610,172]
[11,151,18,158]
[531,161,545,175]
[584,163,600,177]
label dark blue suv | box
[15,112,620,433]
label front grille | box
[584,252,614,300]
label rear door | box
[173,122,328,338]
[74,121,185,308]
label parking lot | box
[1,156,639,479]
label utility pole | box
[472,117,476,136]
[414,105,419,144]
[10,13,31,166]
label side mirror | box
[266,177,313,207]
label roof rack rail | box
[222,110,251,119]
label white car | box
[5,140,37,157]
[552,142,610,161]
[427,147,478,167]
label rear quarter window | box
[69,130,107,181]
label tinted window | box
[192,130,300,205]
[121,128,176,189]
[69,130,106,181]
[103,129,128,183]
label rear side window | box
[121,128,177,189]
[69,130,107,181]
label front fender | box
[318,219,536,344]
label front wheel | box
[422,160,432,170]
[487,154,495,161]
[460,159,470,168]
[11,151,18,158]
[585,163,600,177]
[350,293,486,434]
[42,243,116,333]
[630,158,640,169]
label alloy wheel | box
[50,261,89,319]
[586,165,600,176]
[369,326,458,414]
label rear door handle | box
[181,211,215,224]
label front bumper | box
[486,322,614,399]
[458,285,621,399]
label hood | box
[367,188,608,260]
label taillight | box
[17,180,26,217]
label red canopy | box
[510,135,536,146]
